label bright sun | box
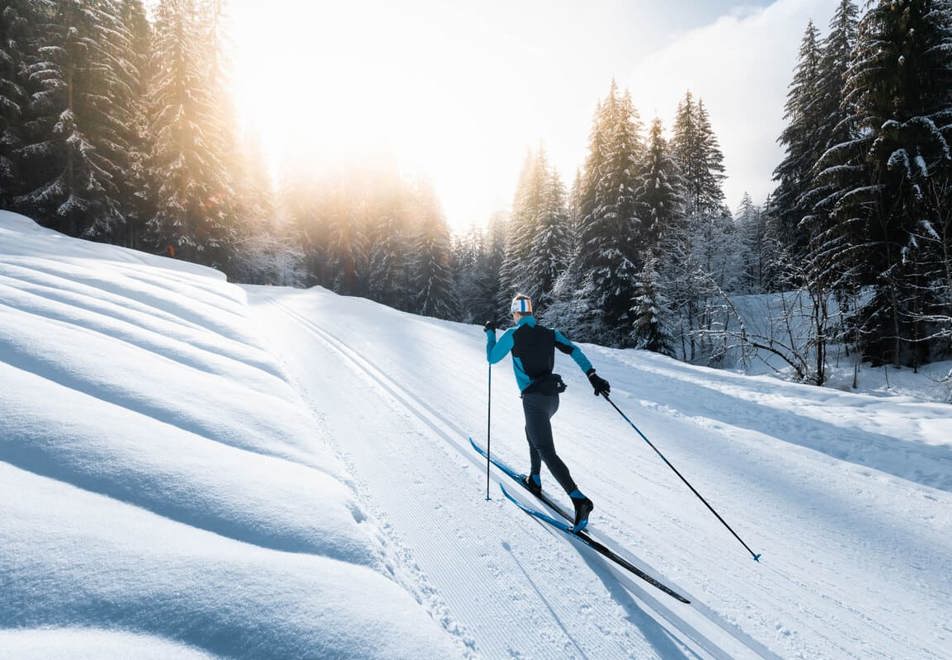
[228,0,534,230]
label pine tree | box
[526,166,570,310]
[147,0,234,265]
[15,0,128,237]
[0,0,41,207]
[800,1,860,306]
[670,90,731,361]
[368,213,411,308]
[411,185,457,319]
[673,91,726,218]
[631,256,673,355]
[772,21,824,257]
[475,212,508,325]
[575,81,646,345]
[637,117,685,254]
[735,193,768,293]
[500,148,547,303]
[816,0,952,366]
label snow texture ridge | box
[0,211,462,658]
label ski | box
[499,484,690,604]
[469,436,574,522]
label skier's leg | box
[522,393,577,494]
[524,424,542,478]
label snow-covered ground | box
[728,291,952,403]
[0,212,461,658]
[2,211,951,658]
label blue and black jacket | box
[485,315,593,393]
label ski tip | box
[752,553,762,562]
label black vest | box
[511,323,557,380]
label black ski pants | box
[522,391,577,494]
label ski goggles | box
[510,297,533,314]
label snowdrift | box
[0,212,461,658]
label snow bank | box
[0,212,461,658]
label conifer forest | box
[2,0,951,383]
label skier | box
[484,294,611,532]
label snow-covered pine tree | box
[324,180,366,296]
[670,90,732,361]
[147,0,233,265]
[368,213,411,308]
[103,0,153,247]
[411,184,457,319]
[198,0,243,260]
[15,0,127,237]
[575,81,645,346]
[673,91,726,219]
[630,256,673,355]
[735,193,768,293]
[800,0,860,310]
[816,0,952,366]
[280,166,328,286]
[695,100,727,216]
[499,147,547,304]
[526,165,570,310]
[673,93,729,278]
[637,117,685,255]
[0,0,41,207]
[475,212,508,326]
[449,227,483,323]
[772,20,824,259]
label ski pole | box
[485,363,492,500]
[602,393,761,562]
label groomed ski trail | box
[248,288,801,659]
[248,286,952,659]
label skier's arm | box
[556,329,610,395]
[554,329,594,374]
[486,327,515,364]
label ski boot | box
[522,474,542,497]
[570,490,594,533]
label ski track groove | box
[271,300,651,658]
[269,297,773,659]
[277,302,689,657]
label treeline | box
[767,0,952,374]
[453,82,756,364]
[3,1,950,380]
[0,0,282,279]
[282,164,456,319]
[456,0,952,381]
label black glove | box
[587,369,610,396]
[483,321,496,332]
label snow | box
[3,210,952,658]
[250,285,952,658]
[728,290,952,404]
[0,211,461,658]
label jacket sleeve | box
[486,327,515,364]
[554,329,594,374]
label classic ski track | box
[278,299,883,660]
[267,300,666,658]
[271,298,774,659]
[291,302,935,660]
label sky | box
[229,0,839,232]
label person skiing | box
[484,293,611,532]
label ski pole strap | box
[601,393,761,562]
